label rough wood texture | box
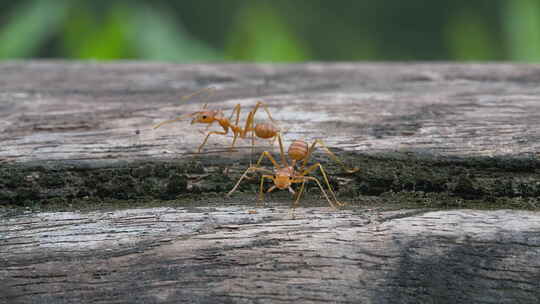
[2,207,540,303]
[1,62,540,161]
[0,62,539,205]
[1,62,540,303]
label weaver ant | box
[154,87,282,153]
[227,133,359,212]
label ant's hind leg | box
[312,140,359,174]
[254,101,278,125]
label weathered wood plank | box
[1,62,540,162]
[1,207,539,303]
[0,62,539,206]
[1,62,540,303]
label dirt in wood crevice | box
[0,152,539,211]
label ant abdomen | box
[288,140,309,161]
[254,123,279,139]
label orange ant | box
[227,133,359,211]
[154,88,281,153]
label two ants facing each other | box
[154,88,359,210]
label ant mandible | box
[154,87,281,153]
[227,133,359,211]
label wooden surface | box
[1,62,540,303]
[1,62,540,162]
[0,62,539,205]
[2,207,540,303]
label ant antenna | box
[153,113,195,129]
[180,87,216,102]
[154,87,215,129]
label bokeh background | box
[1,0,540,62]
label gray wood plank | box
[1,207,539,303]
[1,62,539,162]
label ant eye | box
[202,115,207,119]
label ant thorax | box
[213,110,224,120]
[275,166,294,176]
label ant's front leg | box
[198,121,215,135]
[227,166,273,197]
[258,175,275,206]
[198,130,228,153]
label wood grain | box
[1,62,540,303]
[1,62,539,206]
[1,62,539,162]
[2,207,539,303]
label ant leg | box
[228,166,273,197]
[302,163,345,207]
[243,149,282,180]
[304,176,338,210]
[242,101,278,138]
[225,106,242,164]
[230,133,240,151]
[198,130,228,153]
[301,140,359,173]
[253,101,278,124]
[258,175,274,205]
[242,103,256,136]
[276,133,288,167]
[255,151,281,169]
[250,132,256,166]
[227,104,242,127]
[287,179,305,219]
[293,179,307,208]
[269,135,278,147]
[199,121,215,134]
[248,101,284,142]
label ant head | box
[273,167,294,190]
[191,110,215,124]
[274,174,292,190]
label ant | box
[227,133,359,212]
[154,87,282,153]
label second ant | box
[227,133,359,213]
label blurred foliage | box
[503,0,540,61]
[0,0,539,62]
[225,2,310,61]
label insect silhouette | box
[154,87,282,153]
[227,133,359,211]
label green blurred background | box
[1,0,540,62]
